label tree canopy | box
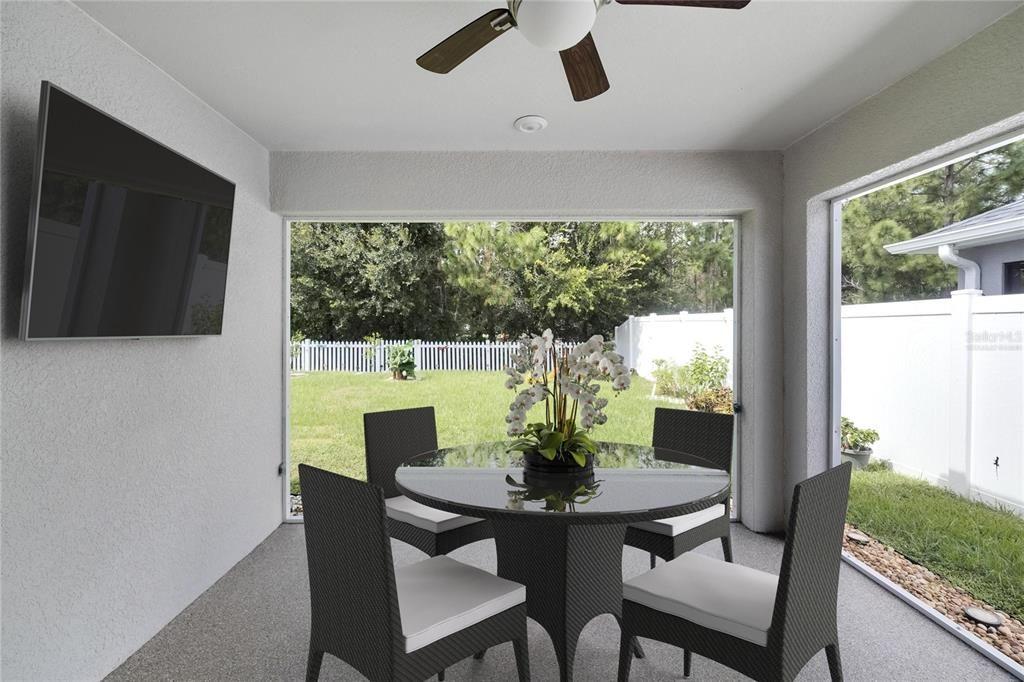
[290,221,733,341]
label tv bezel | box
[19,81,237,341]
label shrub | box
[688,386,734,414]
[652,344,730,411]
[388,342,416,380]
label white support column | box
[947,289,981,496]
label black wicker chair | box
[299,464,531,682]
[624,407,735,569]
[616,462,852,682]
[365,406,493,556]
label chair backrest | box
[364,406,438,498]
[299,464,398,677]
[768,462,852,657]
[652,407,735,473]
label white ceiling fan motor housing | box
[510,0,602,52]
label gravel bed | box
[290,495,302,516]
[844,523,1024,666]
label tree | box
[290,222,452,340]
[841,139,1024,304]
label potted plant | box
[387,341,416,380]
[504,329,631,473]
[840,417,879,469]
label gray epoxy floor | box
[106,524,1013,681]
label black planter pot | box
[523,450,594,475]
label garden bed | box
[844,524,1024,666]
[846,468,1024,666]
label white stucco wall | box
[0,2,284,679]
[782,7,1024,509]
[271,149,786,532]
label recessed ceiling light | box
[514,115,548,134]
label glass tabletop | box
[395,441,731,525]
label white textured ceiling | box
[76,0,1021,152]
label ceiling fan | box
[416,0,751,102]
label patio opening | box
[833,137,1024,665]
[285,219,739,517]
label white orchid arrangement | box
[504,329,631,466]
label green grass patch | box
[847,468,1024,621]
[289,371,678,493]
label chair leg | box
[631,636,646,659]
[721,534,733,563]
[683,649,692,678]
[617,629,634,682]
[826,643,843,682]
[649,551,657,570]
[305,649,323,682]
[474,649,486,660]
[513,636,531,682]
[437,669,445,681]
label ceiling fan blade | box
[559,33,609,102]
[416,9,514,74]
[616,0,751,8]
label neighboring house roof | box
[885,197,1024,255]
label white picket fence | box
[291,339,573,373]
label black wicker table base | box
[492,520,641,682]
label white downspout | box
[939,243,981,499]
[938,244,981,290]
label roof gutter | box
[938,245,981,290]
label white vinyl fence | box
[614,310,735,387]
[842,293,1023,514]
[614,297,1024,514]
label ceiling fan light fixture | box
[514,115,549,133]
[511,0,600,51]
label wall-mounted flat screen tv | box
[19,82,235,340]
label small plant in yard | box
[388,341,416,380]
[652,344,731,413]
[861,458,892,473]
[504,330,631,467]
[840,417,879,452]
[289,331,305,361]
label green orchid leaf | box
[571,450,588,467]
[539,447,558,460]
[505,474,530,489]
[541,431,565,451]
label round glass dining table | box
[395,441,730,682]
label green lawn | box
[291,372,1024,621]
[848,468,1024,621]
[289,371,678,493]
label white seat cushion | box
[395,555,526,653]
[630,503,727,536]
[623,552,778,646]
[385,495,484,533]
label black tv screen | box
[20,82,235,339]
